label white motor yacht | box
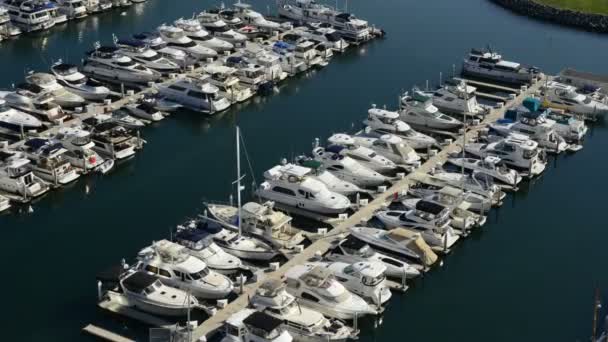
[326,237,421,279]
[53,0,87,19]
[158,24,218,60]
[224,56,270,91]
[447,156,522,187]
[50,62,110,101]
[0,151,49,199]
[243,43,288,83]
[82,45,162,84]
[408,183,492,214]
[414,80,488,117]
[18,138,80,185]
[284,265,377,320]
[200,64,254,103]
[123,101,164,122]
[350,134,420,166]
[363,106,437,149]
[119,271,198,317]
[293,26,349,52]
[415,171,505,205]
[197,11,248,45]
[233,1,281,31]
[174,220,244,274]
[251,279,357,342]
[541,81,608,118]
[131,32,195,67]
[84,0,112,13]
[175,18,234,52]
[0,89,65,123]
[106,111,146,129]
[0,98,43,133]
[462,47,540,85]
[287,160,366,196]
[195,223,279,261]
[349,227,438,267]
[258,163,351,215]
[400,90,463,130]
[25,72,86,109]
[206,201,306,249]
[326,134,398,174]
[490,104,569,153]
[277,0,371,42]
[0,7,22,38]
[157,77,231,114]
[311,261,392,306]
[54,127,106,172]
[221,309,294,342]
[269,41,308,76]
[465,134,546,176]
[3,0,55,33]
[86,121,139,160]
[114,38,181,74]
[376,206,460,250]
[136,239,234,299]
[307,146,388,187]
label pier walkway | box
[190,77,546,341]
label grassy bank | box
[534,0,608,15]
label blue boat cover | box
[24,138,50,149]
[226,56,244,65]
[326,145,346,154]
[273,41,290,49]
[497,118,513,124]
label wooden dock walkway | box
[82,324,134,342]
[190,77,546,341]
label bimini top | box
[243,311,284,334]
[122,271,158,292]
[415,200,446,215]
[117,39,146,48]
[325,144,346,155]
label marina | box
[2,0,608,341]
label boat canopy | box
[122,271,159,292]
[298,159,321,170]
[388,228,438,266]
[117,38,146,48]
[325,144,346,154]
[243,311,284,334]
[415,200,445,215]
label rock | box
[490,0,608,33]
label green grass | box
[534,0,608,15]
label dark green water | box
[1,0,608,341]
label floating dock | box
[189,77,546,342]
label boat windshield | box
[189,267,210,280]
[181,40,198,48]
[116,60,136,67]
[143,281,161,295]
[362,274,384,286]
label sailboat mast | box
[236,126,242,237]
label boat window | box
[189,267,210,280]
[272,186,296,196]
[335,275,349,283]
[362,275,384,286]
[144,265,159,274]
[187,90,205,99]
[225,324,241,337]
[168,85,187,92]
[301,292,320,303]
[182,40,198,48]
[159,268,171,278]
[143,285,157,295]
[343,265,356,275]
[327,165,344,170]
[173,270,183,279]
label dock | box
[82,324,134,342]
[189,77,546,342]
[454,77,521,94]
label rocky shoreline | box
[490,0,608,33]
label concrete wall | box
[490,0,608,33]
